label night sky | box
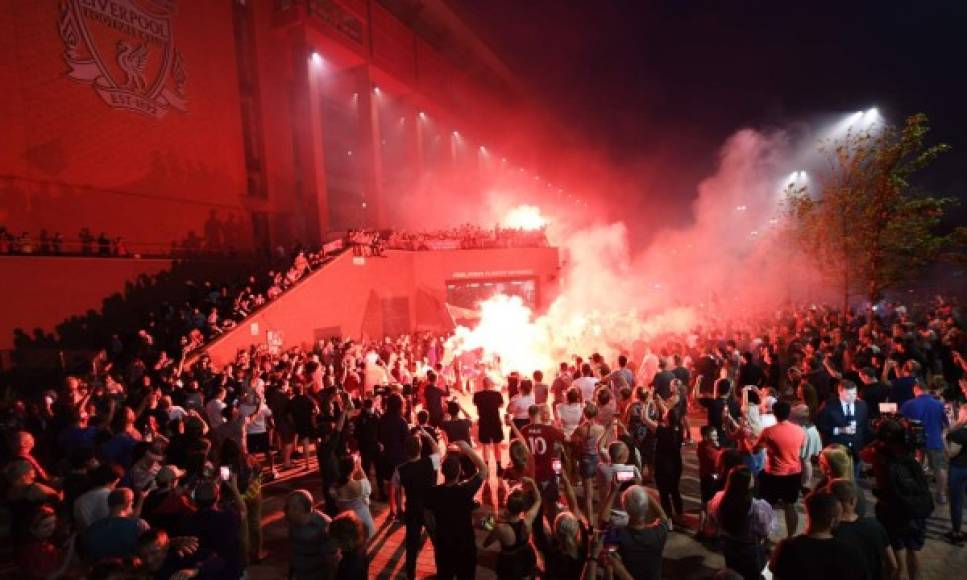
[450,0,967,233]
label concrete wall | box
[201,247,560,365]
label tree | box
[785,113,961,312]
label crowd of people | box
[383,224,549,251]
[0,228,128,257]
[93,245,340,358]
[2,293,965,579]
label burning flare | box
[500,205,547,231]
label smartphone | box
[552,458,562,475]
[615,466,635,482]
[220,466,231,481]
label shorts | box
[478,426,505,444]
[579,453,599,479]
[886,517,927,552]
[246,432,270,453]
[759,471,801,505]
[925,448,947,471]
[378,456,402,483]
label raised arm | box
[419,427,441,457]
[521,477,543,528]
[597,475,618,529]
[508,415,528,448]
[455,440,489,480]
[559,469,584,523]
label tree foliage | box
[785,113,961,308]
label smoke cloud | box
[446,124,837,374]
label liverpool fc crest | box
[59,0,187,118]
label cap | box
[156,464,186,485]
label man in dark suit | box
[817,380,870,478]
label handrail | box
[183,247,349,366]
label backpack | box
[887,454,934,519]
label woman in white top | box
[555,387,584,438]
[508,380,536,431]
[331,455,375,539]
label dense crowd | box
[383,224,549,251]
[89,246,339,361]
[0,228,128,257]
[2,294,966,579]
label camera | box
[873,413,925,450]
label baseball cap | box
[156,465,186,485]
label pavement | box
[245,406,966,579]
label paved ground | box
[247,404,967,579]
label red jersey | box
[520,423,565,482]
[696,440,721,478]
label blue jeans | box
[949,464,967,533]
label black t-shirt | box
[289,394,317,434]
[737,363,764,388]
[543,525,588,580]
[652,371,676,398]
[947,427,967,469]
[425,473,484,548]
[441,418,472,444]
[861,382,890,420]
[395,455,439,521]
[424,383,447,422]
[353,411,380,452]
[616,522,669,580]
[377,414,410,464]
[473,390,504,430]
[694,356,720,395]
[833,517,890,580]
[769,535,867,580]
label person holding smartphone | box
[593,483,670,580]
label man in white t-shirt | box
[572,363,598,403]
[205,387,228,427]
[74,463,123,529]
[240,391,276,478]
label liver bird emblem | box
[116,41,150,92]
